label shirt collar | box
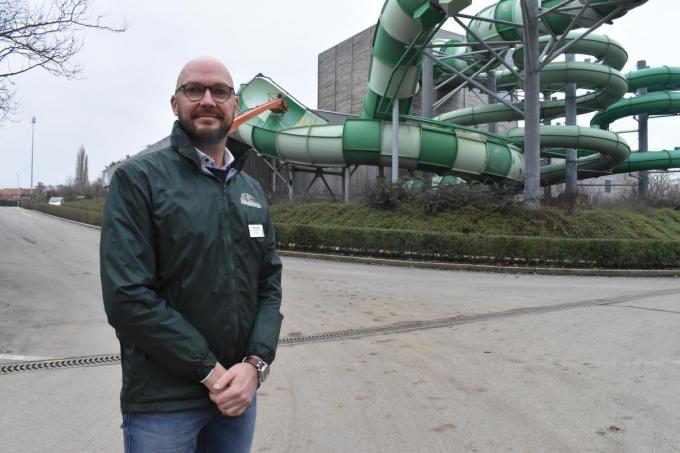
[195,147,235,172]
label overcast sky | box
[0,0,676,188]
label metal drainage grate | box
[278,318,463,346]
[4,287,680,375]
[0,354,121,375]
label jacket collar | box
[170,121,251,173]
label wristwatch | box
[242,355,269,383]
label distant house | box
[0,188,31,200]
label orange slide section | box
[229,94,288,133]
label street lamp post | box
[30,116,36,196]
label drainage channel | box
[2,287,679,376]
[0,354,121,375]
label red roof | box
[0,188,32,200]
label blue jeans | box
[122,398,256,453]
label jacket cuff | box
[200,368,215,383]
[196,355,218,383]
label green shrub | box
[415,184,521,214]
[361,179,522,215]
[66,197,106,212]
[26,202,102,226]
[361,179,414,209]
[274,223,680,269]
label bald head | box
[176,56,234,89]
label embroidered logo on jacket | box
[240,193,262,208]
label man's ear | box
[233,96,239,115]
[170,95,178,116]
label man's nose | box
[199,88,218,106]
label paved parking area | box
[2,207,679,452]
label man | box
[100,56,283,452]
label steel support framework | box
[257,153,359,203]
[539,3,625,68]
[426,52,523,115]
[257,153,294,201]
[426,0,630,206]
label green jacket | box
[100,122,283,413]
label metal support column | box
[637,59,648,198]
[269,158,277,194]
[343,166,350,203]
[521,0,541,207]
[391,99,400,184]
[487,72,498,134]
[287,164,295,202]
[565,53,578,194]
[542,91,552,199]
[421,48,434,187]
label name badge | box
[248,224,265,238]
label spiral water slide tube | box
[230,0,680,187]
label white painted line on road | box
[0,354,53,362]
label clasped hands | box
[203,361,258,417]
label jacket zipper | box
[222,179,240,363]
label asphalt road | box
[1,207,679,452]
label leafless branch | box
[0,0,126,120]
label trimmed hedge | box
[27,202,102,226]
[22,203,680,269]
[275,223,680,269]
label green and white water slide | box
[230,0,680,187]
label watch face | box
[260,362,269,382]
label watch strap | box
[242,355,269,383]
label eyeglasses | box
[175,83,234,102]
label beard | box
[177,108,233,147]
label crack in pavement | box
[277,286,680,346]
[606,305,680,315]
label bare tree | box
[646,171,680,207]
[75,144,88,191]
[648,172,673,200]
[0,0,125,120]
[34,181,47,200]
